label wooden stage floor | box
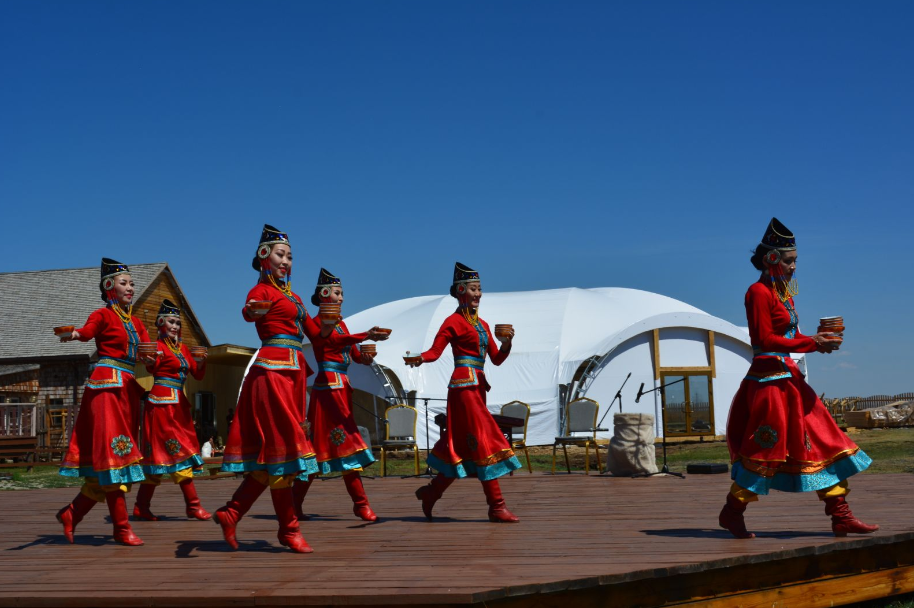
[0,473,912,607]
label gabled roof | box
[0,263,207,362]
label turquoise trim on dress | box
[318,361,350,374]
[141,454,205,475]
[731,450,872,495]
[316,448,376,475]
[59,463,146,486]
[427,452,522,481]
[222,454,319,477]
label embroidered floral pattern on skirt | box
[753,425,778,449]
[466,433,479,452]
[330,427,347,446]
[165,438,182,456]
[110,435,134,457]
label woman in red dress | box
[720,218,878,539]
[132,299,211,522]
[215,224,329,553]
[409,262,522,523]
[57,258,152,546]
[292,268,387,522]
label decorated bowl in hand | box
[53,325,75,338]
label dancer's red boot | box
[481,479,519,523]
[179,479,211,520]
[270,487,313,553]
[132,483,159,521]
[292,476,313,521]
[824,496,879,537]
[415,473,454,521]
[56,492,97,544]
[214,475,267,550]
[106,490,144,546]
[718,493,755,539]
[343,472,377,522]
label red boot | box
[415,473,454,521]
[824,496,879,537]
[179,479,212,520]
[481,479,519,523]
[213,475,267,550]
[132,483,159,521]
[292,476,313,521]
[343,472,377,522]
[718,493,755,539]
[56,492,97,544]
[106,490,144,546]
[270,487,313,554]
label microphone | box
[635,382,645,404]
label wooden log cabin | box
[0,263,255,453]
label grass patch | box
[4,428,912,488]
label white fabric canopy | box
[340,287,758,447]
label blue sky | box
[1,2,911,396]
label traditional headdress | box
[251,224,291,272]
[315,268,341,299]
[758,218,798,300]
[758,217,796,264]
[452,262,479,297]
[99,258,130,303]
[156,299,181,326]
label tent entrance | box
[659,372,715,437]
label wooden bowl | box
[53,325,75,338]
[374,328,392,336]
[403,355,422,365]
[360,344,377,355]
[249,300,272,311]
[190,346,207,361]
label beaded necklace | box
[164,336,182,356]
[269,274,293,297]
[111,302,133,324]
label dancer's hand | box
[367,327,389,341]
[812,333,839,354]
[60,330,81,343]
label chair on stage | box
[500,400,533,473]
[379,404,420,477]
[552,397,605,475]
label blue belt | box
[318,361,349,375]
[96,356,136,373]
[454,355,485,370]
[261,334,303,351]
[153,377,184,389]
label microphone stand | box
[596,373,631,475]
[631,377,687,479]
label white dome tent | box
[299,287,806,448]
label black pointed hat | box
[316,268,341,288]
[157,299,181,320]
[251,224,291,270]
[759,218,796,251]
[453,262,480,285]
[101,258,129,282]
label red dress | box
[422,311,521,480]
[59,307,150,486]
[308,320,376,474]
[727,280,871,494]
[140,339,205,475]
[222,282,320,477]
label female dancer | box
[292,268,388,522]
[720,218,878,538]
[57,258,152,546]
[408,262,522,523]
[132,299,210,522]
[216,224,322,554]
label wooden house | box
[0,263,254,451]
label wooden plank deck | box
[0,473,912,607]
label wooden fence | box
[823,392,914,419]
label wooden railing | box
[823,393,914,419]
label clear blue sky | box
[1,2,911,397]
